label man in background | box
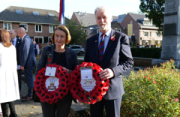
[32,39,40,57]
[9,30,22,93]
[17,27,36,101]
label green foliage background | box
[65,20,87,45]
[139,0,165,31]
[121,60,180,116]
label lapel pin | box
[111,35,116,41]
[95,40,97,42]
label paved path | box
[0,67,135,117]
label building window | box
[20,23,28,32]
[143,21,152,25]
[85,30,89,35]
[49,25,56,33]
[35,25,42,32]
[157,32,161,37]
[115,28,121,32]
[16,10,23,14]
[90,29,94,33]
[33,12,39,15]
[48,13,54,16]
[48,37,51,43]
[34,37,43,43]
[144,32,148,37]
[3,23,12,31]
[97,29,99,33]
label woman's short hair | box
[51,25,71,44]
[0,29,12,47]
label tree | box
[139,0,165,31]
[65,20,87,45]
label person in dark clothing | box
[35,25,78,117]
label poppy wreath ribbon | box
[34,64,70,104]
[70,62,109,104]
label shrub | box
[131,48,161,58]
[121,60,180,117]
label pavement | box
[0,67,135,117]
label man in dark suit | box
[9,30,22,93]
[17,27,36,101]
[84,6,134,117]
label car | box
[68,45,85,56]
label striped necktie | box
[98,33,105,61]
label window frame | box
[156,32,161,37]
[35,24,42,33]
[16,10,23,14]
[34,36,44,44]
[49,25,56,33]
[33,12,39,16]
[3,22,12,31]
[144,32,148,37]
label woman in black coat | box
[35,25,78,117]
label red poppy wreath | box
[34,64,70,104]
[70,62,109,104]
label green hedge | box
[131,48,162,58]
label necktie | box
[12,40,14,45]
[99,33,105,61]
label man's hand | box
[63,67,71,73]
[20,66,25,71]
[99,68,114,80]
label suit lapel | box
[65,47,71,69]
[94,34,99,62]
[50,45,55,64]
[102,30,116,60]
[16,39,20,48]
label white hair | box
[94,6,112,18]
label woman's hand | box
[63,67,71,73]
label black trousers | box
[90,97,122,117]
[41,92,72,117]
[17,70,22,93]
[1,101,17,117]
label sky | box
[0,0,141,19]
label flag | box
[128,24,132,36]
[59,0,65,25]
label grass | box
[77,56,84,59]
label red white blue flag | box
[59,0,65,25]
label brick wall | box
[121,13,140,43]
[0,22,53,44]
[0,22,3,29]
[71,13,80,25]
[27,24,52,37]
[12,23,19,30]
[111,22,127,34]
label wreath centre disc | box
[45,77,59,91]
[80,77,96,92]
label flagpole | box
[59,0,65,25]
